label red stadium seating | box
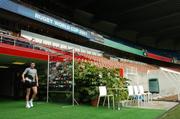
[0,33,159,75]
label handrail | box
[0,34,48,52]
[0,34,29,42]
[0,34,70,57]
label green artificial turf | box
[159,104,180,119]
[0,100,165,119]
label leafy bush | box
[74,61,130,103]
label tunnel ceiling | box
[0,54,47,67]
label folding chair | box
[97,86,115,109]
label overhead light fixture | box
[12,62,25,65]
[0,66,9,68]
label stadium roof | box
[19,0,180,52]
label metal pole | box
[72,49,74,106]
[47,54,50,103]
[0,36,2,43]
[14,39,16,46]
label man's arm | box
[36,71,39,86]
[22,68,28,82]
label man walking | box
[22,62,39,109]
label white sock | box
[30,99,33,102]
[29,99,34,107]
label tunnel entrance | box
[0,54,47,100]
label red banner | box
[147,53,172,62]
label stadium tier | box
[0,31,159,74]
[0,0,179,64]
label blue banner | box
[0,0,91,38]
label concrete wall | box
[148,69,180,97]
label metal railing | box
[0,34,42,50]
[0,34,69,57]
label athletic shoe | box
[29,100,33,108]
[26,102,31,109]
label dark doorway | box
[0,54,47,100]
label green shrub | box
[74,61,130,104]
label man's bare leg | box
[26,88,31,108]
[29,86,37,107]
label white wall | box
[148,69,180,97]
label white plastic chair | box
[133,86,143,106]
[128,86,134,97]
[138,85,152,102]
[97,86,115,109]
[126,85,135,106]
[138,85,147,102]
